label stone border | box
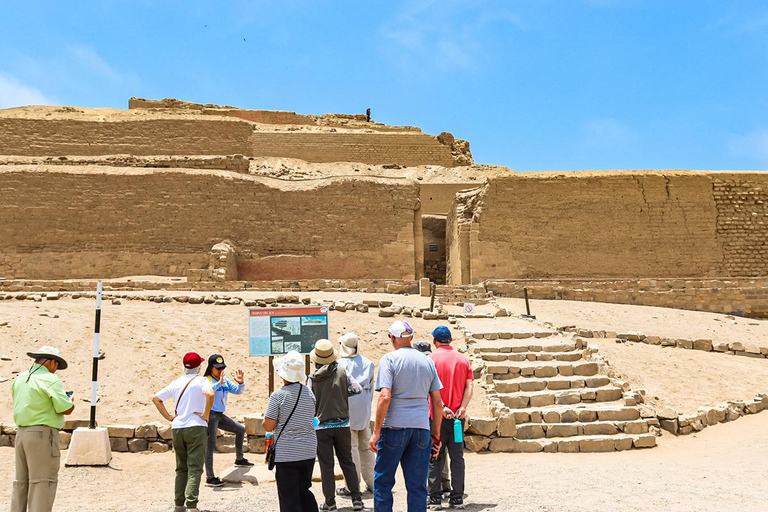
[0,414,269,454]
[563,327,768,359]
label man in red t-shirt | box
[427,325,474,510]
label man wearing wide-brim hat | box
[11,345,75,512]
[308,339,365,511]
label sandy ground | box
[497,297,768,344]
[0,293,491,425]
[588,338,768,414]
[1,412,766,511]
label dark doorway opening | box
[422,215,447,284]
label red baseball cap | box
[183,352,204,369]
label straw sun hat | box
[309,339,339,365]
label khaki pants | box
[12,426,61,512]
[350,425,375,491]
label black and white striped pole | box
[66,280,112,466]
[89,280,102,429]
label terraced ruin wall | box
[448,172,768,284]
[0,167,419,280]
[0,117,458,166]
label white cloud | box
[0,73,56,108]
[66,45,124,83]
[381,0,523,77]
[580,117,638,152]
[727,130,768,165]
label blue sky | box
[2,1,768,171]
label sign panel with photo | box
[249,306,329,356]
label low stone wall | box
[485,278,768,318]
[0,278,419,294]
[654,396,768,436]
[0,155,250,173]
[565,327,768,359]
[0,415,269,454]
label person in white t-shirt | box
[152,352,214,512]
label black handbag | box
[266,384,303,470]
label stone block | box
[157,424,173,440]
[519,381,547,392]
[596,388,623,402]
[2,424,18,435]
[676,339,693,350]
[464,435,490,452]
[730,342,745,352]
[135,423,158,438]
[128,438,149,453]
[545,424,578,438]
[534,366,558,378]
[659,419,678,434]
[467,417,497,437]
[0,434,12,447]
[65,427,112,466]
[614,437,633,451]
[557,439,580,453]
[623,421,649,435]
[244,414,266,436]
[598,408,640,421]
[149,441,170,453]
[632,434,657,448]
[501,395,529,409]
[693,339,713,351]
[713,342,729,352]
[579,437,615,453]
[530,394,556,407]
[109,437,129,452]
[542,411,560,423]
[515,424,545,439]
[572,362,598,376]
[217,435,237,453]
[583,423,619,436]
[106,425,135,438]
[248,436,266,454]
[63,419,91,431]
[656,408,678,420]
[488,438,517,453]
[496,414,517,437]
[562,410,580,423]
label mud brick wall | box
[248,132,456,166]
[0,166,419,280]
[0,118,252,156]
[712,176,768,277]
[447,172,768,283]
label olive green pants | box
[12,425,60,512]
[172,426,208,509]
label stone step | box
[488,433,657,453]
[506,404,643,424]
[493,375,612,393]
[513,420,651,439]
[480,350,583,363]
[472,340,580,353]
[496,386,624,408]
[487,360,599,378]
[470,331,556,340]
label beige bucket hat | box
[309,339,339,364]
[339,332,359,358]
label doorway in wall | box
[422,215,447,284]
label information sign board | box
[249,306,329,356]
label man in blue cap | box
[428,326,474,510]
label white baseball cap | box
[388,320,414,338]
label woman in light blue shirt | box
[203,354,251,487]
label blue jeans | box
[373,427,431,512]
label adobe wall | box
[0,117,459,166]
[0,166,419,280]
[0,118,252,156]
[448,172,768,284]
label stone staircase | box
[471,332,658,452]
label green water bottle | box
[453,418,463,443]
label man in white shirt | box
[337,332,375,495]
[152,352,214,512]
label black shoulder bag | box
[266,384,303,470]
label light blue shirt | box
[338,354,375,431]
[207,376,245,413]
[375,347,442,430]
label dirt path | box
[1,413,766,511]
